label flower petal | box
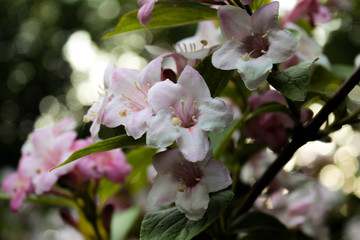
[177,125,209,162]
[266,29,299,63]
[212,41,243,70]
[146,110,180,148]
[201,158,232,192]
[175,183,210,221]
[111,68,140,96]
[152,148,184,173]
[177,65,211,101]
[198,97,233,132]
[124,107,153,139]
[140,56,163,87]
[218,5,251,41]
[137,0,157,26]
[236,57,273,90]
[148,79,182,113]
[148,173,178,206]
[251,2,279,35]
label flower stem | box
[233,66,360,217]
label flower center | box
[118,80,150,117]
[168,161,203,192]
[170,99,199,128]
[232,29,270,60]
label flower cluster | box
[4,0,357,239]
[2,118,131,212]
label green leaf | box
[228,211,286,234]
[98,178,122,206]
[102,5,217,38]
[249,0,272,11]
[126,148,157,192]
[195,54,234,97]
[209,118,243,159]
[268,60,315,101]
[308,65,344,95]
[111,206,141,240]
[52,135,146,170]
[27,195,78,209]
[140,190,234,240]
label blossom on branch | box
[212,2,299,90]
[83,64,116,141]
[148,148,232,220]
[2,166,33,212]
[282,0,332,27]
[73,137,131,183]
[146,65,233,162]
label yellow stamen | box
[172,117,182,126]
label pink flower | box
[256,183,336,240]
[137,0,157,26]
[245,90,294,153]
[83,64,119,141]
[73,138,131,183]
[19,118,77,194]
[148,148,232,220]
[2,165,33,212]
[103,57,163,139]
[283,0,332,27]
[212,2,299,90]
[146,65,233,162]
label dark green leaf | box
[102,5,217,38]
[268,60,315,101]
[52,135,146,170]
[308,65,344,95]
[195,54,234,97]
[140,190,234,240]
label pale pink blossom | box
[83,64,118,141]
[1,164,33,212]
[146,65,233,162]
[148,148,232,220]
[137,0,157,26]
[212,2,299,90]
[256,183,338,240]
[73,138,131,183]
[102,57,164,139]
[245,90,294,153]
[19,118,77,195]
[282,0,332,27]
